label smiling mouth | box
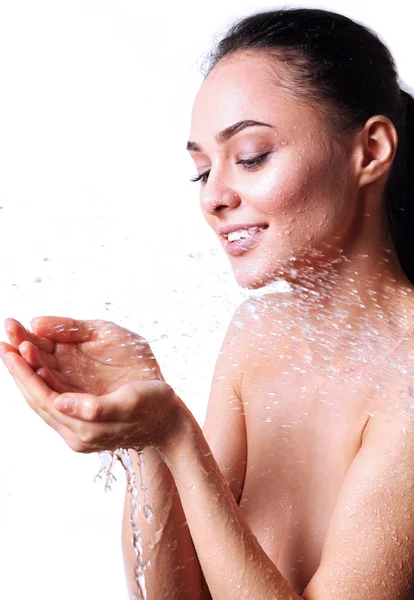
[224,225,269,241]
[223,225,269,257]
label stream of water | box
[94,449,153,600]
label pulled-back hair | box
[203,8,414,282]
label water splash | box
[93,451,117,491]
[95,449,153,600]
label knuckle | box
[82,397,101,421]
[78,424,96,445]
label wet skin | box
[189,52,414,596]
[2,300,413,597]
[1,51,414,599]
[211,293,414,593]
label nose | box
[200,168,241,215]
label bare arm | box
[122,446,204,599]
[122,311,248,599]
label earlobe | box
[358,116,398,188]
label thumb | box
[53,381,165,422]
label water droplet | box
[143,505,153,524]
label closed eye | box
[190,152,271,184]
[237,152,271,167]
[190,171,210,184]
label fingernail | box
[55,395,77,414]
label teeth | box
[228,229,250,242]
[227,226,264,242]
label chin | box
[235,277,266,290]
[230,248,302,290]
[232,263,280,290]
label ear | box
[356,116,398,188]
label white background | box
[0,1,412,598]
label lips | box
[218,223,268,257]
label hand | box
[1,316,164,395]
[0,317,182,453]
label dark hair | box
[203,8,414,282]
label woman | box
[1,8,413,599]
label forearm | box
[122,446,206,600]
[160,402,302,600]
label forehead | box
[190,53,309,139]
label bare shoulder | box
[233,291,294,350]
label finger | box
[13,342,68,392]
[1,352,65,428]
[4,318,31,349]
[4,318,54,353]
[54,380,169,422]
[0,341,21,357]
[1,352,34,405]
[1,350,98,451]
[18,340,56,370]
[36,367,73,394]
[53,390,124,421]
[29,332,55,353]
[5,343,78,398]
[2,351,58,411]
[30,316,97,343]
[1,344,57,381]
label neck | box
[257,210,414,342]
[290,245,407,319]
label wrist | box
[157,394,200,466]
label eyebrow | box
[186,119,273,152]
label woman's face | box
[187,52,358,289]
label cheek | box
[244,157,316,217]
[245,152,350,245]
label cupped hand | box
[1,316,164,395]
[0,317,182,453]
